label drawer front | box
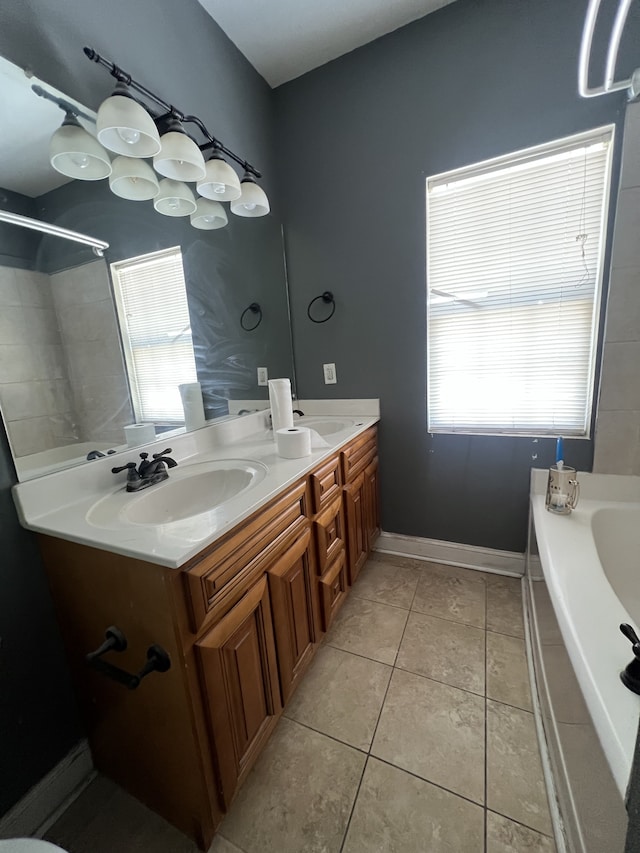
[184,479,309,633]
[309,454,342,514]
[341,427,377,483]
[319,550,347,632]
[312,494,345,576]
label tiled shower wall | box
[50,260,132,446]
[0,266,76,456]
[0,260,132,459]
[594,101,640,474]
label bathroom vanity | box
[14,414,379,849]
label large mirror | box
[0,55,295,480]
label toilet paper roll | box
[124,423,156,447]
[179,381,206,431]
[268,378,294,432]
[276,426,312,459]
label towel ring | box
[307,291,335,324]
[240,302,262,331]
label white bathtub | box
[530,468,640,797]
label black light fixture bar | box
[83,46,262,179]
[31,83,96,124]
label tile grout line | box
[338,756,369,853]
[370,754,486,811]
[280,714,370,756]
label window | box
[426,126,614,436]
[111,247,197,423]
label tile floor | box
[45,554,556,853]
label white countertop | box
[13,406,379,569]
[530,468,640,797]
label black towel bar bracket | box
[86,625,171,690]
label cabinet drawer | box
[184,479,309,632]
[309,454,342,514]
[319,551,347,632]
[341,427,377,483]
[312,494,345,576]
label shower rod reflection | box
[0,209,109,256]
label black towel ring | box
[240,302,262,331]
[307,291,335,324]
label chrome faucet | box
[112,448,178,492]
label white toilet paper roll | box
[276,426,312,458]
[268,378,294,432]
[124,423,156,447]
[179,381,206,431]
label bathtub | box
[528,469,640,850]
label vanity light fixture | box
[153,118,207,183]
[49,110,112,180]
[109,156,159,201]
[190,199,228,230]
[153,179,197,217]
[230,173,270,218]
[83,46,270,222]
[197,149,242,201]
[96,81,162,157]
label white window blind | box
[426,126,614,436]
[111,247,197,423]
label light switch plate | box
[257,367,268,386]
[323,363,337,384]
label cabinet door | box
[344,472,368,585]
[319,550,348,632]
[196,576,281,808]
[267,525,317,704]
[364,455,381,550]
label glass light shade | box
[109,156,159,201]
[153,179,197,217]
[153,131,206,182]
[96,86,161,158]
[49,121,111,180]
[190,199,228,230]
[230,177,270,218]
[196,156,241,201]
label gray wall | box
[275,0,636,553]
[0,0,276,815]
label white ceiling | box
[196,0,458,87]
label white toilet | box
[0,841,67,852]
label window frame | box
[425,125,616,438]
[110,246,198,425]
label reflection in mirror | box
[0,55,296,481]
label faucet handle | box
[111,462,138,474]
[152,448,172,459]
[621,623,640,656]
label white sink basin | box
[299,417,356,436]
[87,459,268,527]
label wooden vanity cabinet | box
[196,574,281,809]
[37,426,378,850]
[341,426,379,584]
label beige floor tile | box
[371,669,485,804]
[210,836,245,853]
[370,551,423,569]
[487,631,532,711]
[285,645,392,750]
[486,575,524,637]
[352,557,420,609]
[343,757,484,853]
[325,594,408,664]
[486,811,556,852]
[487,700,553,835]
[221,717,365,853]
[396,611,485,695]
[412,565,486,628]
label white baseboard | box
[0,740,94,840]
[375,530,524,576]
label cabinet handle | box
[86,625,171,690]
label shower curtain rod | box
[0,210,109,256]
